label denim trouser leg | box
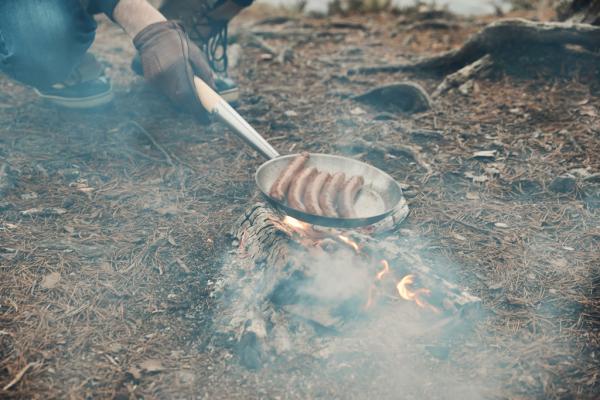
[0,0,97,89]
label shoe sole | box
[219,87,240,104]
[34,87,114,109]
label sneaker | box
[34,53,113,109]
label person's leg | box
[0,0,97,88]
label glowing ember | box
[283,216,311,231]
[337,235,360,253]
[396,274,439,312]
[376,259,390,280]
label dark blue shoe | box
[34,53,113,109]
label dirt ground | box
[1,4,599,399]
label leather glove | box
[133,21,215,121]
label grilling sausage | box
[269,152,310,201]
[338,176,365,218]
[287,167,318,212]
[304,171,331,215]
[318,172,346,217]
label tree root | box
[349,18,600,76]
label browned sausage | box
[287,167,318,212]
[338,176,365,218]
[318,172,346,217]
[304,171,330,215]
[269,152,310,200]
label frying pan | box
[194,78,405,228]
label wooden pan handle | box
[191,76,281,160]
[193,76,221,113]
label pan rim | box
[255,152,404,228]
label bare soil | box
[1,6,599,399]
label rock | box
[352,81,431,114]
[61,197,76,209]
[549,175,577,194]
[0,201,13,212]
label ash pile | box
[210,203,481,369]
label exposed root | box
[350,19,600,76]
[432,54,494,98]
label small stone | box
[494,222,509,228]
[352,81,431,114]
[350,106,366,115]
[0,202,13,212]
[472,150,497,160]
[41,272,61,289]
[61,197,76,209]
[284,110,298,117]
[549,175,577,194]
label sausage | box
[318,172,346,217]
[338,176,365,218]
[304,171,331,215]
[287,167,318,212]
[269,152,310,201]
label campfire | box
[214,203,481,369]
[281,216,440,313]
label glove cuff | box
[133,21,184,51]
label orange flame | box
[337,235,360,253]
[283,216,311,231]
[376,260,390,280]
[396,274,439,312]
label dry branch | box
[432,54,494,98]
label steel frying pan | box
[194,78,404,228]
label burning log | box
[214,203,480,369]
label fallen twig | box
[3,362,40,391]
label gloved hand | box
[133,21,215,121]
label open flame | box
[397,274,439,313]
[283,216,311,231]
[337,235,360,254]
[376,259,390,280]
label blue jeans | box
[0,0,97,89]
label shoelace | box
[187,1,229,75]
[204,23,228,74]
